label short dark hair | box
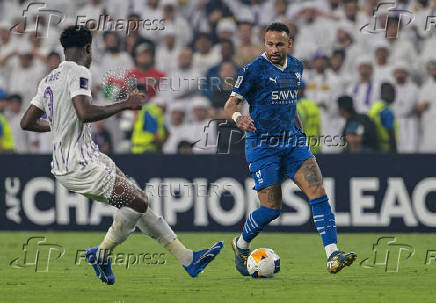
[337,96,355,113]
[332,48,346,59]
[7,94,23,104]
[47,51,60,59]
[380,82,396,104]
[265,22,290,38]
[60,25,92,49]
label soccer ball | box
[246,248,280,278]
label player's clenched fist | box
[125,91,146,110]
[236,115,257,132]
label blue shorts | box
[246,135,314,191]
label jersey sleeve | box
[30,79,45,111]
[69,65,92,98]
[230,64,254,102]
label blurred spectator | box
[46,52,61,72]
[293,3,335,56]
[92,120,113,154]
[209,60,238,115]
[329,49,349,92]
[156,25,180,75]
[164,47,200,101]
[94,31,134,93]
[206,39,240,101]
[160,0,192,47]
[215,18,237,45]
[305,53,343,151]
[347,57,378,114]
[5,94,28,153]
[177,140,194,154]
[192,33,221,75]
[187,96,216,154]
[338,96,379,152]
[372,40,394,87]
[272,0,291,22]
[368,83,397,153]
[129,42,166,99]
[125,14,156,56]
[28,32,50,62]
[334,23,363,78]
[9,42,45,108]
[342,121,373,153]
[418,60,436,152]
[76,0,105,22]
[227,0,270,27]
[163,102,192,154]
[383,17,418,73]
[297,81,322,154]
[392,62,419,153]
[0,91,14,153]
[234,21,262,67]
[131,100,166,154]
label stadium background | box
[0,0,435,233]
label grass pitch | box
[0,232,435,303]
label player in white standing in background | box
[20,25,223,285]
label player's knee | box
[132,191,148,213]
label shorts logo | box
[80,77,88,89]
[235,76,243,88]
[255,170,263,184]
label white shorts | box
[55,152,116,203]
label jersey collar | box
[262,53,287,72]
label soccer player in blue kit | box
[224,22,357,275]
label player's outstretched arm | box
[20,105,51,132]
[224,96,256,132]
[72,92,146,123]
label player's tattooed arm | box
[224,96,256,132]
[72,91,146,123]
[20,105,51,132]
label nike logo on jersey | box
[269,77,277,83]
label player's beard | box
[268,52,282,64]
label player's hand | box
[125,91,146,110]
[236,115,256,132]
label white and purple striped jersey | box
[30,61,99,175]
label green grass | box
[0,232,435,303]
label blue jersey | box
[231,53,304,140]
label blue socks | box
[239,196,337,256]
[310,195,337,247]
[241,206,280,242]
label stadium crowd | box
[0,0,435,154]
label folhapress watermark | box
[10,2,166,38]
